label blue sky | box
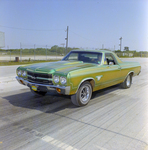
[0,0,148,51]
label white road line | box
[95,145,108,150]
[42,135,78,150]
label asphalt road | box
[0,58,148,150]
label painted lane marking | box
[42,135,78,150]
[95,145,108,150]
[19,126,78,150]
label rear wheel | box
[71,81,92,106]
[121,74,132,89]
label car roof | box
[71,49,113,54]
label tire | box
[71,81,92,106]
[121,74,132,89]
[30,89,47,96]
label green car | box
[16,50,141,106]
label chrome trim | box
[75,77,95,94]
[16,76,70,95]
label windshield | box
[62,51,102,64]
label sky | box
[0,0,148,51]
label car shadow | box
[3,84,121,113]
[91,84,120,99]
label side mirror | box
[109,62,114,65]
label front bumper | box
[16,76,70,95]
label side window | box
[105,53,116,65]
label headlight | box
[60,76,67,85]
[17,70,22,76]
[53,75,59,83]
[22,71,27,77]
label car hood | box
[22,61,96,74]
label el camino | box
[16,50,141,106]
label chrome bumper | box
[16,76,70,95]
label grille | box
[27,71,52,78]
[27,71,53,85]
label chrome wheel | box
[121,73,132,89]
[80,85,90,103]
[126,75,131,87]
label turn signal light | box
[56,88,61,93]
[20,80,25,85]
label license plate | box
[32,85,37,91]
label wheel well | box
[80,79,95,90]
[125,71,134,81]
[88,79,95,89]
[129,72,134,77]
[122,71,134,83]
[75,78,95,94]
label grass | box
[0,60,60,66]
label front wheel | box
[121,74,132,89]
[71,81,92,106]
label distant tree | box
[124,47,129,51]
[115,50,121,52]
[51,45,58,52]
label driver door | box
[99,53,121,88]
